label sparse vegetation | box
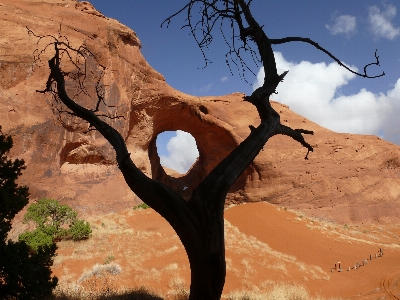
[47,281,342,300]
[19,198,92,251]
[104,255,115,265]
[46,206,398,299]
[49,284,164,300]
[224,283,342,300]
[133,203,151,210]
[78,262,122,283]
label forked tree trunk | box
[44,47,310,298]
[38,0,319,296]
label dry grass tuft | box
[166,276,189,299]
[79,263,122,283]
[48,281,341,300]
[224,282,342,300]
[51,277,191,300]
[49,283,164,299]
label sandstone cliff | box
[1,0,399,224]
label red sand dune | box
[225,202,400,299]
[52,202,400,299]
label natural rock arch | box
[141,96,252,199]
[154,130,199,175]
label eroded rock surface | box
[1,0,399,224]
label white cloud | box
[221,76,229,83]
[369,4,400,40]
[326,15,356,36]
[253,52,400,145]
[160,130,199,174]
[199,83,213,92]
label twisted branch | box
[30,27,125,132]
[270,37,385,78]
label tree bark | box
[187,244,226,299]
[183,208,226,299]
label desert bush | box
[19,198,92,250]
[79,263,122,283]
[133,203,151,210]
[69,219,92,241]
[0,127,57,299]
[24,198,75,227]
[19,228,54,252]
[104,255,115,265]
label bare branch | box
[161,3,191,28]
[276,125,314,160]
[270,37,385,78]
[162,0,259,78]
[29,27,125,132]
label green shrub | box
[19,228,54,252]
[133,203,151,210]
[23,198,77,237]
[104,254,115,265]
[19,198,92,250]
[68,219,92,241]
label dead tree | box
[34,1,383,299]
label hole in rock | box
[199,105,208,114]
[156,130,199,175]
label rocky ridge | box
[0,0,399,224]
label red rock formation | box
[1,0,399,224]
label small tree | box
[0,127,57,299]
[32,1,384,298]
[0,127,28,242]
[19,198,91,251]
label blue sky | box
[89,1,400,172]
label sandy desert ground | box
[47,201,400,299]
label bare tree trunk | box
[184,219,226,299]
[40,42,311,298]
[188,248,226,299]
[117,142,228,298]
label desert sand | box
[47,202,400,299]
[1,0,400,225]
